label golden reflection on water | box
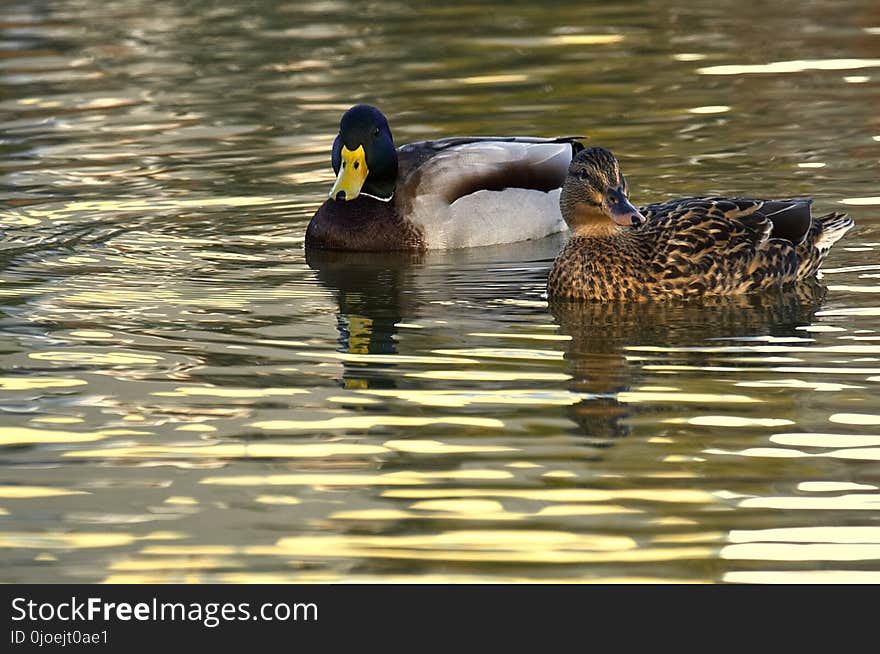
[154,386,310,398]
[357,389,585,407]
[134,531,712,565]
[722,543,880,562]
[736,494,880,510]
[771,433,880,448]
[0,486,87,498]
[406,370,571,381]
[101,572,705,583]
[382,439,515,454]
[0,377,87,390]
[251,415,505,430]
[2,0,880,584]
[697,57,880,75]
[29,351,164,365]
[0,427,144,446]
[66,443,392,460]
[617,392,759,404]
[0,531,182,549]
[381,488,716,504]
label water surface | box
[1,0,879,583]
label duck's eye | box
[372,127,381,138]
[576,169,588,180]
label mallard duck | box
[305,104,584,250]
[547,147,855,301]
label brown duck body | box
[547,197,854,301]
[306,196,425,251]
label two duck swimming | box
[307,104,854,302]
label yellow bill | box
[329,145,369,201]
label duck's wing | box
[641,197,805,293]
[397,136,584,202]
[641,197,814,244]
[395,137,584,249]
[644,197,772,256]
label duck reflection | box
[306,248,424,389]
[307,236,565,390]
[550,282,828,440]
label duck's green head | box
[560,147,646,233]
[329,104,398,202]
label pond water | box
[1,0,879,583]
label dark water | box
[1,0,879,583]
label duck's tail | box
[796,212,854,279]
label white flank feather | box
[403,141,573,249]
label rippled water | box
[1,0,879,583]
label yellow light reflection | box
[0,378,87,391]
[770,433,880,448]
[698,58,880,75]
[383,439,516,454]
[255,495,301,505]
[829,413,880,425]
[382,487,714,503]
[466,332,572,341]
[329,509,414,520]
[104,571,701,584]
[797,481,877,492]
[620,392,759,404]
[66,443,390,459]
[138,536,709,565]
[29,351,163,365]
[406,371,571,381]
[706,446,880,462]
[668,416,793,427]
[30,416,84,424]
[175,424,217,432]
[483,34,623,47]
[535,505,641,516]
[0,427,144,446]
[431,348,564,361]
[201,472,428,487]
[409,499,507,515]
[164,497,198,506]
[729,526,880,543]
[840,196,880,206]
[251,415,505,430]
[69,330,115,339]
[356,389,582,407]
[295,350,478,365]
[0,486,87,498]
[688,105,730,114]
[738,494,880,510]
[109,557,238,571]
[457,74,529,84]
[266,532,709,564]
[154,387,310,399]
[0,532,134,548]
[721,543,880,561]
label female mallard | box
[547,147,855,301]
[306,105,584,250]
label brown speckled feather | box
[548,197,854,301]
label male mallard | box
[305,105,584,250]
[547,147,855,301]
